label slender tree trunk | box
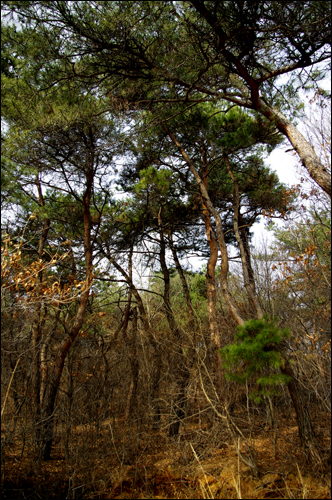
[202,212,224,393]
[199,144,227,396]
[238,214,256,294]
[122,247,133,339]
[32,176,51,456]
[225,155,263,318]
[280,355,322,465]
[165,126,244,326]
[40,308,61,407]
[199,182,224,385]
[39,147,94,460]
[31,311,42,453]
[158,206,182,338]
[104,250,162,429]
[168,233,197,436]
[168,232,196,334]
[168,363,191,437]
[157,207,192,436]
[125,307,139,421]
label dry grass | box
[1,406,331,499]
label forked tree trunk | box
[165,126,244,327]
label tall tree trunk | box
[125,307,139,421]
[168,233,197,436]
[39,147,94,460]
[32,176,51,456]
[204,221,224,393]
[165,126,244,326]
[258,101,331,197]
[158,206,182,338]
[157,207,192,436]
[122,246,133,339]
[190,0,331,197]
[225,155,263,318]
[168,232,196,334]
[238,214,256,295]
[40,307,61,407]
[200,191,223,395]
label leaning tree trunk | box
[165,126,245,327]
[39,158,94,460]
[40,283,91,460]
[258,100,331,198]
[188,1,331,197]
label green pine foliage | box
[220,316,291,401]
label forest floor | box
[1,407,331,499]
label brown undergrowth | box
[1,408,331,499]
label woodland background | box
[1,1,331,498]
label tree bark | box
[157,207,192,436]
[165,126,245,326]
[168,233,197,435]
[225,155,263,318]
[280,355,322,465]
[168,232,196,334]
[190,0,331,197]
[200,197,224,394]
[39,139,94,460]
[32,176,51,455]
[122,246,133,339]
[158,206,182,338]
[103,250,162,429]
[258,101,331,197]
[125,307,139,421]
